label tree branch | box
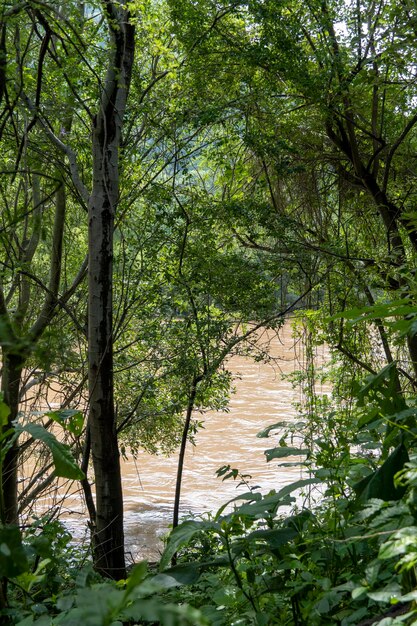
[20,93,89,206]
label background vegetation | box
[1,0,417,623]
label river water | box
[27,324,319,562]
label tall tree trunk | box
[88,1,135,580]
[1,352,23,525]
[327,121,417,384]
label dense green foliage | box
[1,0,417,622]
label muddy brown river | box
[27,324,322,562]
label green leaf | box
[228,491,295,519]
[122,597,208,624]
[152,562,201,587]
[15,617,35,626]
[126,561,148,593]
[46,409,84,437]
[159,520,219,571]
[396,590,417,602]
[379,527,417,560]
[284,509,314,532]
[245,527,298,547]
[351,586,368,600]
[385,407,417,425]
[0,525,28,578]
[357,363,397,404]
[330,300,415,324]
[265,446,309,461]
[19,423,85,480]
[354,443,409,503]
[0,398,10,428]
[212,586,237,607]
[358,407,380,429]
[367,582,402,603]
[215,491,262,519]
[275,478,319,499]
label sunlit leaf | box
[19,423,85,480]
[46,409,84,437]
[0,397,10,428]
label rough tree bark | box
[88,1,135,580]
[1,352,23,525]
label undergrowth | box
[3,312,417,624]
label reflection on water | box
[25,325,322,561]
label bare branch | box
[20,93,89,205]
[383,112,417,192]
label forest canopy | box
[1,0,417,624]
